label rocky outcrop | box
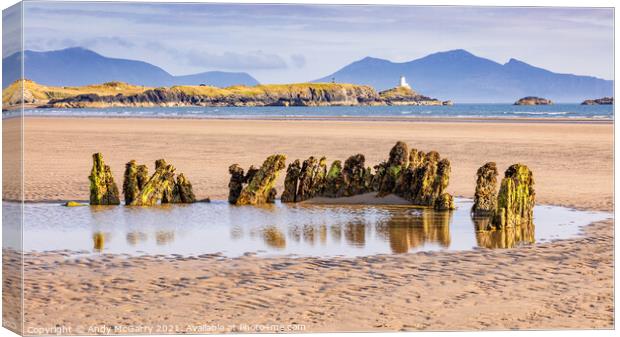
[19,80,454,108]
[378,86,451,106]
[471,162,498,216]
[492,164,535,229]
[280,141,455,209]
[514,96,553,105]
[581,97,613,105]
[46,84,382,108]
[89,153,120,205]
[230,155,287,205]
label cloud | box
[290,54,306,68]
[142,41,288,70]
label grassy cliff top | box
[3,80,376,106]
[171,82,374,97]
[2,79,151,105]
[378,86,419,99]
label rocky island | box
[581,97,613,105]
[378,86,453,106]
[514,96,553,105]
[2,79,452,109]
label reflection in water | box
[376,209,451,253]
[344,223,366,247]
[330,225,342,243]
[155,231,175,245]
[126,232,148,245]
[472,214,536,249]
[54,199,587,256]
[93,232,105,251]
[262,227,286,249]
[475,223,535,249]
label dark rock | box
[89,153,120,205]
[378,86,449,106]
[581,97,613,105]
[492,164,535,228]
[471,162,498,216]
[514,96,552,105]
[235,154,287,205]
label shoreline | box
[3,113,614,124]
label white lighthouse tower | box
[399,75,411,89]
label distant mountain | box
[2,47,259,88]
[314,49,613,103]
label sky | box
[12,2,615,83]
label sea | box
[11,103,614,120]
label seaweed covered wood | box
[233,154,287,205]
[124,159,196,206]
[171,173,196,203]
[342,154,371,196]
[227,164,246,204]
[376,141,409,196]
[471,162,498,216]
[492,164,535,229]
[130,160,177,206]
[279,141,455,209]
[281,160,301,203]
[89,153,120,205]
[323,160,344,197]
[123,160,150,205]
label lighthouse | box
[399,76,411,89]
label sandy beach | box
[2,116,613,333]
[4,117,613,211]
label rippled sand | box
[2,117,613,333]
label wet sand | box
[1,116,613,333]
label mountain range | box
[2,47,259,88]
[3,48,613,103]
[314,49,613,103]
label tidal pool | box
[7,198,611,257]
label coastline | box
[3,113,614,124]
